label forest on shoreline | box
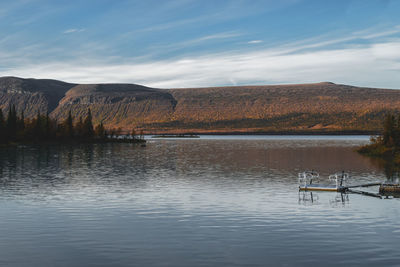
[0,105,144,145]
[358,113,400,164]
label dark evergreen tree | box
[45,113,51,138]
[0,106,140,144]
[33,111,43,140]
[63,110,74,138]
[15,111,25,141]
[82,108,94,139]
[17,111,25,132]
[0,109,5,143]
[6,105,17,141]
[94,121,105,139]
[383,113,396,147]
[75,116,84,138]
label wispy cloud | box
[248,40,263,44]
[63,28,85,34]
[193,32,241,43]
[3,26,400,89]
[151,32,241,50]
[278,25,400,54]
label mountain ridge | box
[0,76,399,133]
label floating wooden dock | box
[299,171,348,192]
[346,182,382,189]
[347,188,382,199]
[299,184,345,192]
[298,171,386,197]
[300,183,382,193]
[379,184,400,193]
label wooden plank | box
[345,183,382,189]
[347,189,382,199]
[379,184,400,193]
[299,187,338,192]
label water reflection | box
[299,191,350,207]
[0,138,399,267]
[367,156,400,182]
[298,191,319,205]
[329,192,350,207]
[0,140,381,195]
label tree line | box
[358,112,400,157]
[0,105,140,144]
[379,113,400,149]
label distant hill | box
[0,77,75,117]
[0,76,399,133]
[51,83,177,128]
[166,82,400,133]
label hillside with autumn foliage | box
[1,77,399,133]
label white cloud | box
[147,32,241,53]
[2,27,400,89]
[248,40,263,44]
[63,28,85,34]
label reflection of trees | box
[82,144,94,168]
[0,147,23,190]
[66,145,74,169]
[0,143,155,194]
[368,157,400,182]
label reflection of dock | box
[298,191,318,205]
[298,191,350,206]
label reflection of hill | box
[171,140,379,177]
[1,77,400,132]
[0,140,384,197]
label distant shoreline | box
[0,138,146,147]
[146,130,377,136]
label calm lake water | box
[0,136,399,266]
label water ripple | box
[0,138,398,266]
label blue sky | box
[1,0,400,88]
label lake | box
[0,136,399,266]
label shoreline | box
[146,130,377,136]
[0,138,146,147]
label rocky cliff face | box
[51,83,177,129]
[0,76,399,133]
[0,77,75,117]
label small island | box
[0,105,145,145]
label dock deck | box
[300,183,382,192]
[299,184,345,192]
[379,184,400,193]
